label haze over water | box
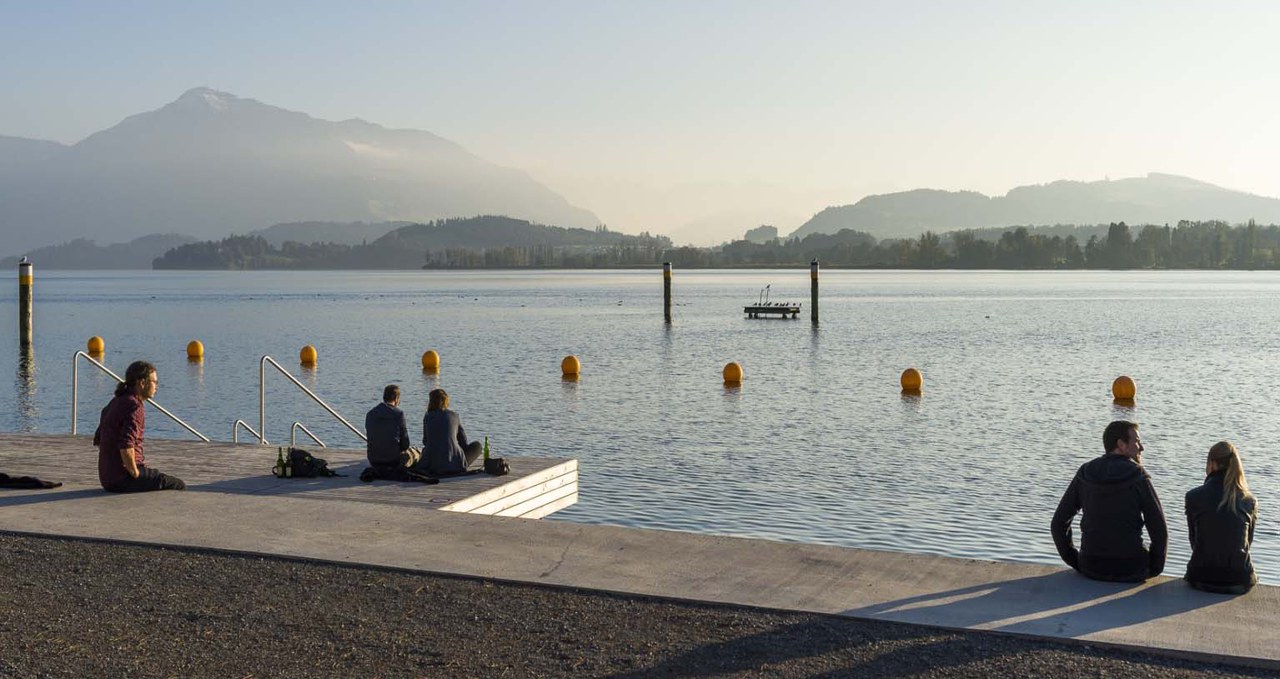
[3,269,1277,583]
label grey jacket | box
[422,409,470,476]
[365,402,410,468]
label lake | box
[2,269,1277,583]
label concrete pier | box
[0,433,1275,670]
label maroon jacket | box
[94,393,145,489]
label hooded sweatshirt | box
[1051,453,1168,581]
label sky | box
[3,0,1278,243]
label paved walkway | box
[1,434,1275,670]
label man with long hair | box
[1050,420,1167,581]
[93,360,186,492]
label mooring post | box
[663,261,673,323]
[18,257,32,346]
[810,258,819,325]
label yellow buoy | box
[561,355,581,377]
[900,367,923,393]
[1112,375,1136,400]
[422,349,440,371]
[87,336,105,354]
[186,340,204,359]
[723,361,743,384]
[300,344,318,365]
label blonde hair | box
[1208,441,1254,516]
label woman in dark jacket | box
[1185,441,1258,594]
[419,388,483,476]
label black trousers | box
[105,466,186,493]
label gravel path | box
[0,532,1270,678]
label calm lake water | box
[2,269,1277,583]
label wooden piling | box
[663,262,672,323]
[809,259,819,325]
[18,257,32,347]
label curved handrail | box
[72,351,210,442]
[232,419,266,445]
[291,421,327,448]
[259,355,366,445]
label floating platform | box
[744,303,801,318]
[0,433,577,519]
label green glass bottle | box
[483,436,490,461]
[274,446,285,477]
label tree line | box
[153,219,1280,270]
[666,220,1280,269]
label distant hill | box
[154,215,672,269]
[0,88,601,256]
[0,234,196,269]
[249,220,411,247]
[791,174,1280,239]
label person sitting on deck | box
[1050,420,1167,582]
[419,388,482,477]
[1184,441,1258,594]
[364,384,418,472]
[93,360,186,493]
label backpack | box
[287,448,342,478]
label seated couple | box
[1051,420,1258,594]
[364,385,483,479]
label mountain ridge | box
[0,88,600,255]
[791,173,1280,240]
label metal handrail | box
[232,419,266,445]
[259,355,366,446]
[291,422,326,448]
[71,351,210,441]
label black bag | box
[483,457,510,476]
[287,448,342,478]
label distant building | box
[744,224,778,244]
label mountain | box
[153,215,672,269]
[0,233,196,269]
[250,220,411,247]
[791,174,1280,239]
[0,88,600,256]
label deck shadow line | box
[185,461,487,497]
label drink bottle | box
[274,446,285,478]
[483,436,490,461]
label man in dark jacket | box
[1050,420,1168,582]
[364,385,416,471]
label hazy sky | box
[3,1,1278,243]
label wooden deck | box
[0,433,577,519]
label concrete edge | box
[2,527,1274,673]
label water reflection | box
[186,357,205,394]
[899,392,922,415]
[419,369,441,391]
[1112,399,1137,416]
[14,345,38,431]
